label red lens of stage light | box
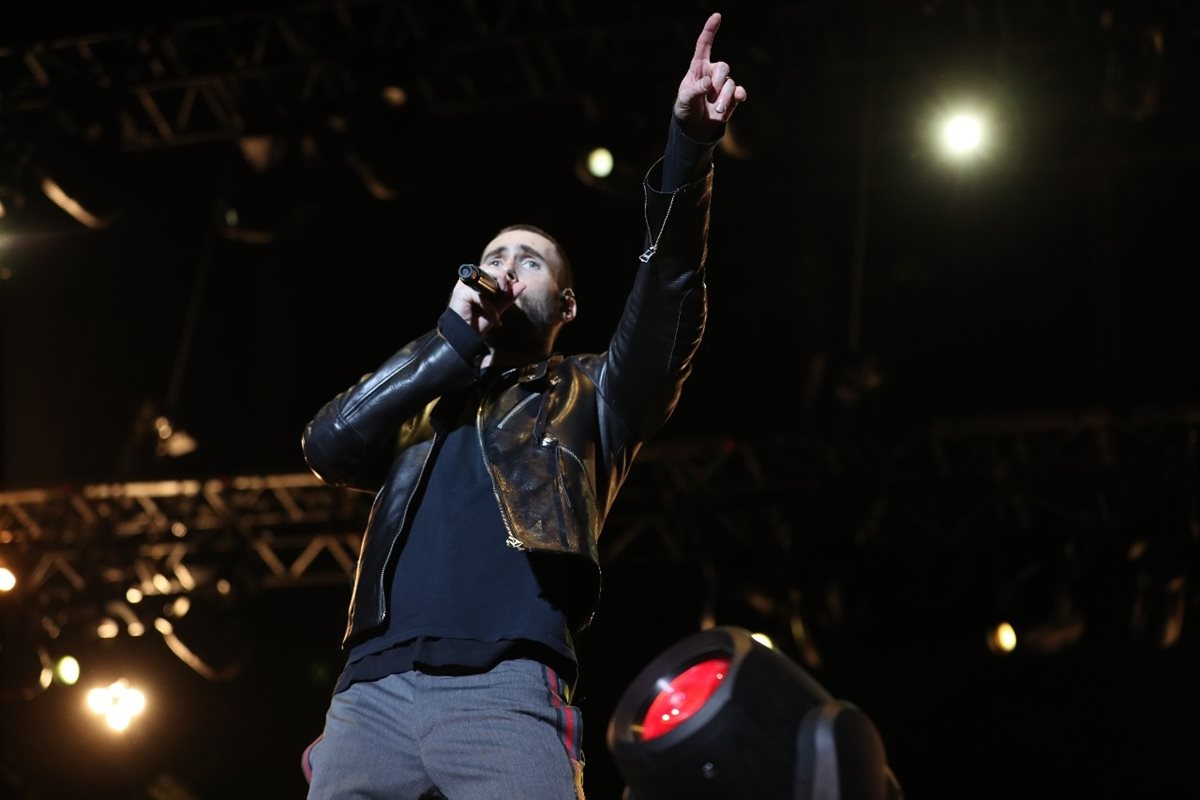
[639,657,731,741]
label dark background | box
[2,1,1199,798]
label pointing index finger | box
[691,12,722,64]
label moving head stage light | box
[607,626,902,800]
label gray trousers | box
[303,659,585,799]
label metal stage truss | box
[2,408,1196,622]
[3,1,1193,153]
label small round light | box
[55,656,81,685]
[586,148,614,179]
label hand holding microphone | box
[458,264,500,296]
[451,263,522,341]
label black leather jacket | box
[302,160,713,647]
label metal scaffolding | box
[2,407,1195,647]
[2,0,1162,153]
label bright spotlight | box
[940,112,985,158]
[988,621,1018,654]
[586,147,614,179]
[86,679,147,733]
[55,656,81,685]
[0,567,15,592]
[608,626,902,799]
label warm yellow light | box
[170,597,191,618]
[989,621,1018,653]
[125,688,147,715]
[0,567,15,592]
[381,85,408,107]
[126,587,143,604]
[87,688,110,713]
[940,112,985,157]
[586,148,614,179]
[174,565,196,591]
[97,619,119,639]
[86,679,148,733]
[750,632,775,649]
[55,656,81,685]
[107,710,133,731]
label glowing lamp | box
[608,626,902,800]
[640,658,730,741]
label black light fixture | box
[607,626,902,800]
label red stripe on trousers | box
[545,666,576,759]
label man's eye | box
[522,259,540,269]
[487,259,503,267]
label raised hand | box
[674,12,748,140]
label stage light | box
[126,587,144,604]
[987,621,1018,654]
[941,113,982,154]
[54,655,81,685]
[0,548,19,593]
[154,416,198,458]
[641,657,730,741]
[586,147,614,179]
[608,626,901,800]
[575,144,640,194]
[86,679,147,733]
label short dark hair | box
[495,223,573,289]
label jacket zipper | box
[640,173,678,263]
[477,384,529,551]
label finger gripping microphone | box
[458,264,500,296]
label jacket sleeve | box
[597,151,712,452]
[301,309,488,492]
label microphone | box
[458,264,500,296]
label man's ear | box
[561,288,577,324]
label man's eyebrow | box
[482,244,549,263]
[515,244,549,263]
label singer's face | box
[479,229,572,343]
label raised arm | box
[597,13,748,448]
